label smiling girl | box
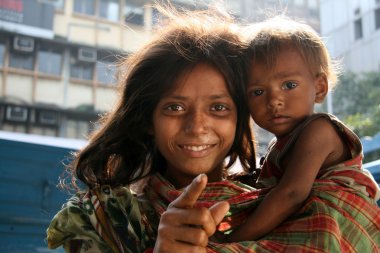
[46,6,256,253]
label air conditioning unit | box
[5,106,28,122]
[38,110,58,125]
[78,47,97,62]
[13,36,34,52]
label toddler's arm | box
[227,118,350,242]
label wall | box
[320,0,380,72]
[0,132,85,252]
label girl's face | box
[152,63,237,188]
[247,46,327,137]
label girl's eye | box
[166,104,184,111]
[282,81,297,90]
[212,104,228,111]
[251,90,264,96]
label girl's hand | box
[209,230,228,243]
[154,174,230,253]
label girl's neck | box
[164,165,225,189]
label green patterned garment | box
[47,174,264,253]
[47,185,159,253]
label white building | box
[320,0,380,73]
[239,0,320,32]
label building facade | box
[0,0,155,139]
[238,0,320,32]
[320,0,380,73]
[0,0,321,141]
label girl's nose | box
[184,110,208,134]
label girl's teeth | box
[183,145,210,151]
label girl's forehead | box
[157,66,194,96]
[160,63,232,99]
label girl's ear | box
[315,73,328,103]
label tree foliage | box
[325,71,380,138]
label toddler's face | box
[247,47,327,137]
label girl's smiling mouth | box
[179,144,217,157]
[181,144,214,151]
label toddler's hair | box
[245,15,341,89]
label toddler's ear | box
[315,73,328,103]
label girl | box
[46,7,258,253]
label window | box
[74,0,120,22]
[96,60,117,84]
[375,8,380,30]
[70,50,94,80]
[38,110,59,125]
[124,1,144,26]
[9,50,34,70]
[70,61,94,80]
[96,51,117,84]
[354,18,363,40]
[99,0,119,22]
[151,7,159,26]
[39,0,65,9]
[66,119,90,139]
[38,44,63,76]
[354,7,361,15]
[5,105,28,122]
[70,48,94,80]
[74,0,95,16]
[0,42,5,67]
[69,48,96,81]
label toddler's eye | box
[282,82,297,90]
[251,90,264,96]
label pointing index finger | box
[169,174,207,209]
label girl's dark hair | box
[67,7,256,190]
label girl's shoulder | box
[47,185,152,252]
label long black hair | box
[67,7,256,190]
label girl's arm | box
[227,118,350,242]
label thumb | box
[209,201,230,226]
[169,174,207,209]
